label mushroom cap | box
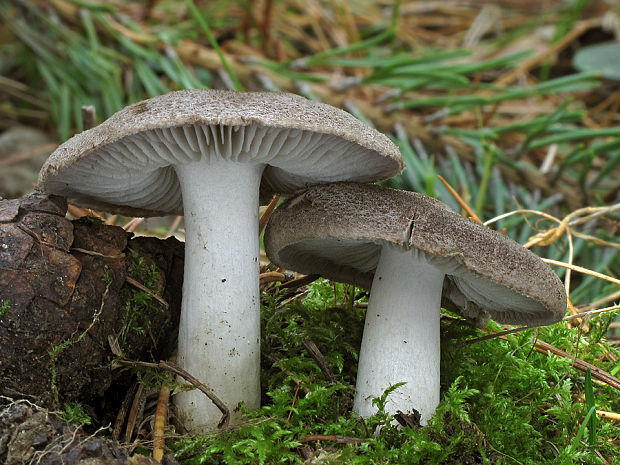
[264,182,567,326]
[37,90,403,216]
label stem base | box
[353,246,444,425]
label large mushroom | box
[37,90,403,432]
[264,182,567,424]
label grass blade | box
[584,368,597,447]
[183,0,243,91]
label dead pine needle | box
[166,215,183,237]
[113,383,139,442]
[461,305,620,347]
[542,259,620,286]
[298,434,365,444]
[123,217,145,233]
[125,376,149,443]
[152,356,176,462]
[302,338,335,383]
[286,382,302,424]
[125,276,169,309]
[67,204,103,220]
[437,174,483,224]
[260,270,286,288]
[259,194,281,235]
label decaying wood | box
[302,338,336,383]
[0,193,183,416]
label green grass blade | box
[298,30,395,68]
[572,406,597,450]
[183,0,243,91]
[588,150,620,189]
[134,59,169,97]
[476,143,496,218]
[584,368,597,447]
[394,73,599,112]
[531,127,620,149]
[66,0,115,13]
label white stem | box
[353,245,444,425]
[174,158,264,433]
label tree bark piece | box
[0,193,183,421]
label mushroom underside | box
[275,238,551,324]
[42,124,395,215]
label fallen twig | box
[527,338,620,391]
[297,434,365,444]
[117,359,230,429]
[596,410,620,421]
[125,276,169,310]
[303,338,335,383]
[153,356,176,462]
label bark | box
[0,193,183,418]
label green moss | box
[59,402,92,426]
[0,300,9,317]
[171,279,619,465]
[121,248,165,346]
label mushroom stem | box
[174,158,265,432]
[353,245,444,425]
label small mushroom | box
[37,90,403,432]
[264,182,566,424]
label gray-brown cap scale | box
[264,182,567,423]
[37,90,404,432]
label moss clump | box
[0,300,9,317]
[121,248,166,347]
[172,279,619,464]
[59,402,92,427]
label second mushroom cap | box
[265,182,566,326]
[265,182,566,423]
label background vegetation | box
[1,0,618,463]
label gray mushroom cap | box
[37,90,403,216]
[264,182,567,326]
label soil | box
[0,398,179,465]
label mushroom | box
[264,182,566,424]
[37,90,404,432]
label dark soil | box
[0,398,179,465]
